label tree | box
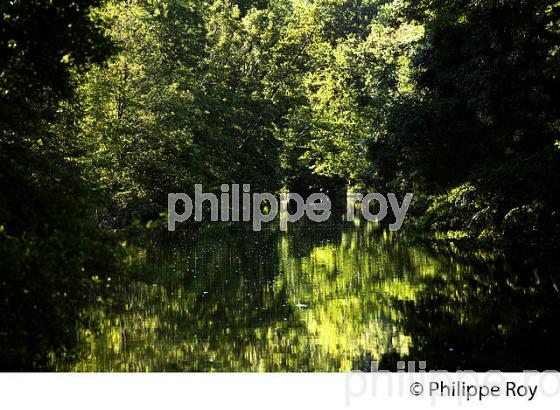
[369,0,560,245]
[0,0,116,369]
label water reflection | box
[55,222,560,371]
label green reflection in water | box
[54,222,560,371]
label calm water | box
[56,221,560,371]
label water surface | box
[57,222,560,371]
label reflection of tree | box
[59,225,301,371]
[276,222,444,370]
[57,223,560,371]
[383,251,560,371]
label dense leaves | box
[374,0,560,245]
[1,0,116,369]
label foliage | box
[0,0,118,369]
[368,0,560,247]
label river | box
[54,221,560,371]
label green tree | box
[1,0,117,369]
[369,0,560,246]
